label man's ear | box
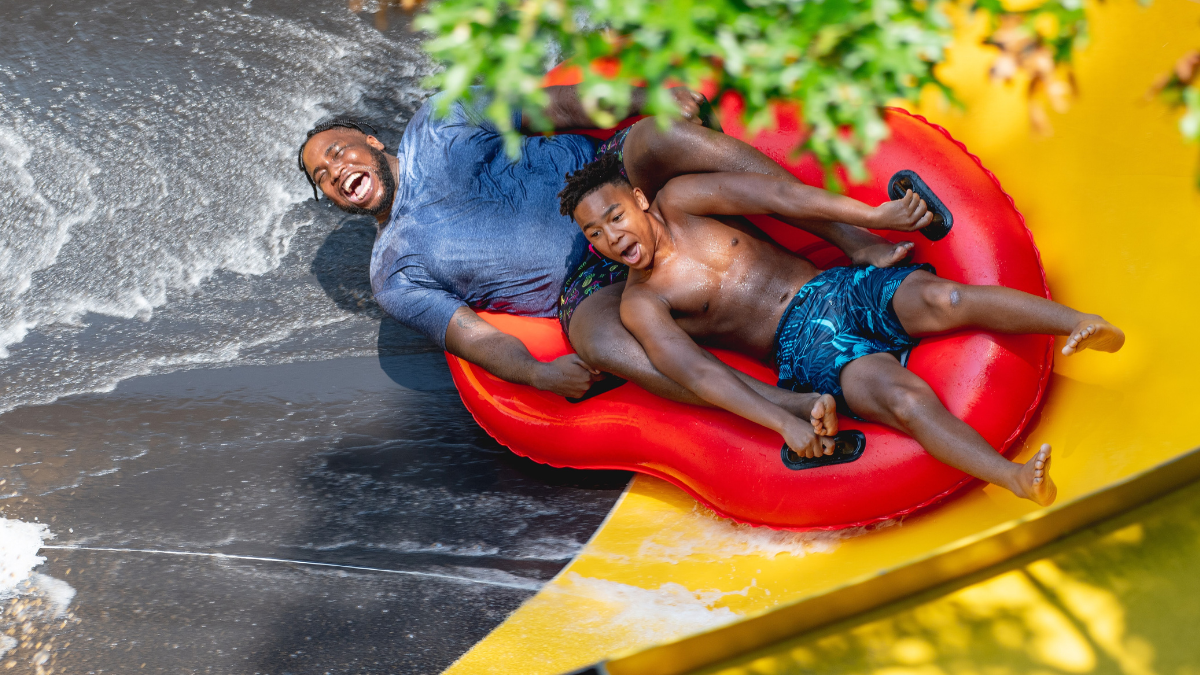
[632,187,650,211]
[366,135,385,151]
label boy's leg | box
[890,271,1125,355]
[569,283,838,428]
[840,352,1055,505]
[620,119,915,268]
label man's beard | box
[340,146,396,218]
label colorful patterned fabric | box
[773,264,934,417]
[557,248,629,334]
[595,126,632,176]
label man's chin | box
[340,197,386,217]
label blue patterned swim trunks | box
[773,264,933,416]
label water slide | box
[446,3,1200,672]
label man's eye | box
[336,147,345,158]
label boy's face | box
[574,182,655,270]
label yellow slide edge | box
[583,443,1200,675]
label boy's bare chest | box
[651,237,811,350]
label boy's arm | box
[620,290,828,456]
[657,172,932,232]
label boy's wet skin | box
[571,164,1124,505]
[576,182,930,360]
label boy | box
[559,154,1124,506]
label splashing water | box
[0,0,434,414]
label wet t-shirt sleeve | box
[373,268,466,350]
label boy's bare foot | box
[849,240,915,269]
[1013,443,1056,506]
[1062,316,1125,355]
[809,394,838,437]
[869,190,935,231]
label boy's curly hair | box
[558,152,630,220]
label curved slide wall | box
[446,3,1200,673]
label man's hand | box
[869,190,934,232]
[445,307,605,399]
[669,87,709,127]
[780,416,836,459]
[531,354,603,398]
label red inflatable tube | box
[445,101,1053,530]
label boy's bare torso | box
[624,204,821,360]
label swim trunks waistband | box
[558,248,629,334]
[594,127,633,177]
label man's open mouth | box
[620,242,641,266]
[341,171,373,205]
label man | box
[297,85,927,411]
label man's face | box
[302,128,395,218]
[574,183,655,270]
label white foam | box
[629,505,895,564]
[0,517,50,598]
[0,6,430,415]
[553,572,741,644]
[27,574,75,618]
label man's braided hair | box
[297,116,379,201]
[558,152,630,220]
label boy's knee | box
[920,281,963,318]
[881,383,933,428]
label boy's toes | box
[810,394,838,436]
[1063,318,1126,355]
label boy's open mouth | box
[620,241,642,266]
[341,171,373,205]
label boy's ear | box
[632,187,650,211]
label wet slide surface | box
[1,355,627,673]
[0,0,628,672]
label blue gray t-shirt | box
[370,89,596,348]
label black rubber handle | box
[564,376,629,404]
[781,430,867,470]
[887,170,953,241]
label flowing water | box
[0,0,427,413]
[0,1,630,672]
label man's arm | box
[444,307,602,399]
[620,290,829,457]
[658,171,932,231]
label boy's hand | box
[781,417,836,459]
[531,355,603,398]
[870,190,934,232]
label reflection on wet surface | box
[0,355,628,673]
[702,479,1200,675]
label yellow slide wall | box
[446,2,1200,673]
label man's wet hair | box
[297,116,379,201]
[558,152,630,220]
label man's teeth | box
[355,175,371,201]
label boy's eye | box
[589,230,599,238]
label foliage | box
[974,0,1091,133]
[415,0,953,182]
[1149,50,1200,185]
